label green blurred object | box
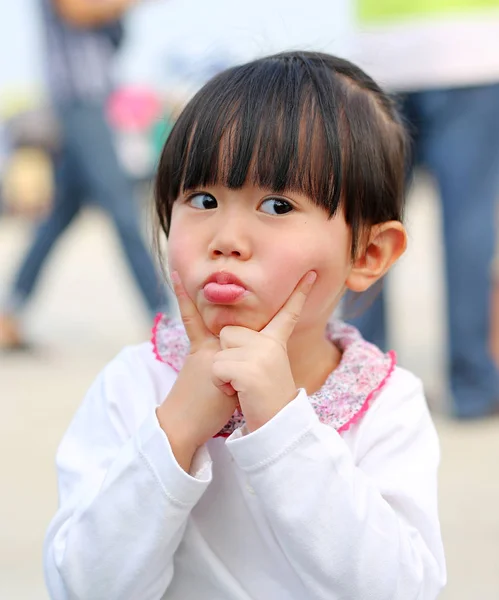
[359,0,499,23]
[151,116,175,161]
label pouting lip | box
[202,271,249,290]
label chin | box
[202,305,267,335]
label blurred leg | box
[418,84,499,417]
[3,135,83,315]
[490,272,499,366]
[65,103,169,316]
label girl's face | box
[168,184,353,336]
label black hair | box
[155,51,407,258]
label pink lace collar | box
[151,314,396,436]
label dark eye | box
[260,198,294,215]
[189,193,218,210]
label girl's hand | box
[156,273,238,471]
[212,271,317,432]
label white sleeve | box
[225,369,447,600]
[43,347,212,600]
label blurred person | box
[0,120,8,212]
[491,262,499,366]
[44,52,446,600]
[0,0,170,350]
[350,0,499,419]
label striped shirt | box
[40,0,119,105]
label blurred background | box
[1,1,498,598]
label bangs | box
[156,55,346,224]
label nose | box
[208,214,252,260]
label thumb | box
[171,271,212,349]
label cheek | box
[279,226,351,316]
[271,229,350,283]
[167,227,196,281]
[257,245,306,308]
[257,233,348,321]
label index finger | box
[262,271,317,343]
[170,271,211,347]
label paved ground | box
[1,181,498,599]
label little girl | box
[44,51,446,599]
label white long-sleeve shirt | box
[44,323,446,600]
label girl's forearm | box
[45,412,206,599]
[225,389,446,599]
[156,404,198,473]
[44,347,213,600]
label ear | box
[346,222,407,293]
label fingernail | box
[306,271,317,285]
